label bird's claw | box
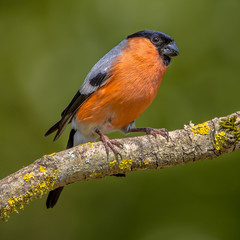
[145,127,169,141]
[100,135,123,161]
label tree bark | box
[0,111,240,221]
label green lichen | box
[190,121,210,136]
[214,115,240,151]
[219,115,240,142]
[89,172,102,178]
[0,168,58,222]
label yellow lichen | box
[39,166,46,174]
[118,159,132,171]
[109,159,133,171]
[81,142,94,147]
[23,172,34,182]
[190,121,210,136]
[89,172,102,178]
[43,152,56,157]
[144,160,149,166]
[215,131,228,150]
[109,160,117,169]
[7,198,15,207]
[1,169,58,222]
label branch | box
[1,112,240,221]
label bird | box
[44,30,179,208]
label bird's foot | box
[127,127,169,141]
[95,129,123,161]
[145,127,169,141]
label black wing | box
[44,72,109,141]
[44,91,88,141]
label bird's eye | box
[151,36,161,44]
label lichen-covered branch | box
[1,112,240,221]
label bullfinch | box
[44,30,179,208]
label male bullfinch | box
[44,30,179,208]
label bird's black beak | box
[162,41,179,57]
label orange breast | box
[76,37,168,131]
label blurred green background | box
[0,0,240,239]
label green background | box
[0,0,240,239]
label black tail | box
[45,119,64,209]
[46,129,76,209]
[46,187,64,208]
[45,120,66,209]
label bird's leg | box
[127,127,169,141]
[95,129,123,161]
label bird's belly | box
[75,77,161,136]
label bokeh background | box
[0,0,240,239]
